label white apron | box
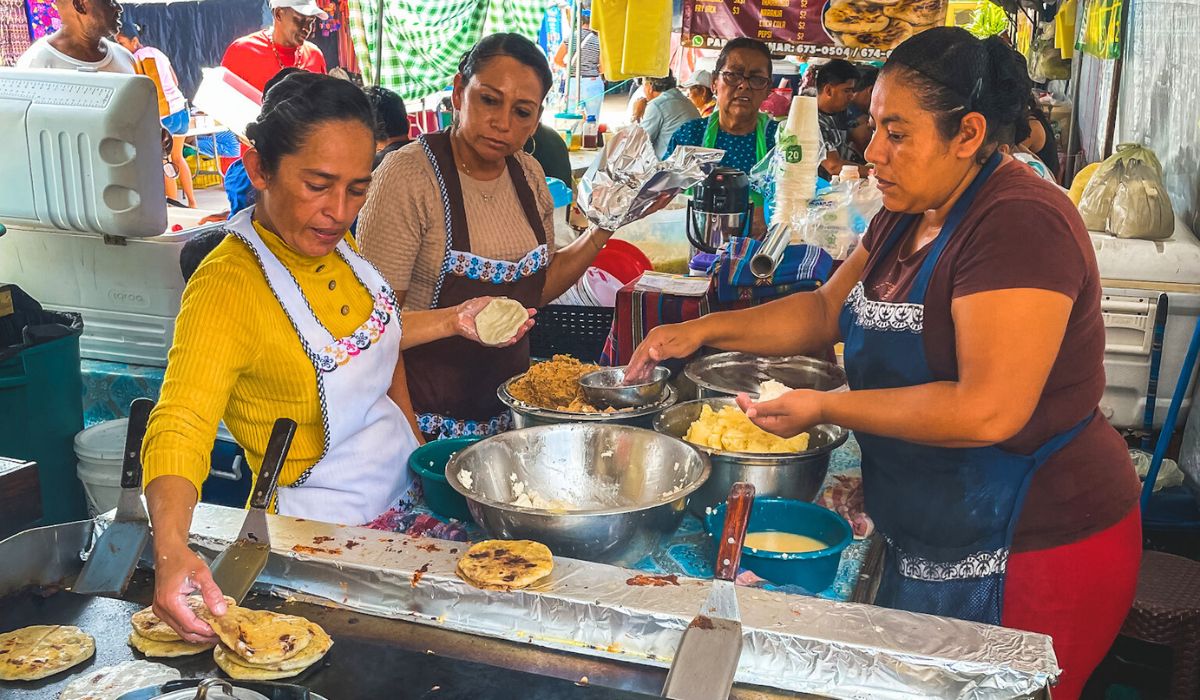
[225,207,419,525]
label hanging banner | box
[682,0,947,61]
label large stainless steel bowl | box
[654,398,848,516]
[684,352,847,399]
[498,376,677,429]
[445,423,710,565]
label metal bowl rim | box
[444,423,712,517]
[704,497,854,561]
[683,352,848,396]
[498,376,677,420]
[653,397,849,459]
[579,365,671,390]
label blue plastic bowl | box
[408,437,481,522]
[705,497,852,592]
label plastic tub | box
[705,497,852,592]
[74,418,128,517]
[408,438,482,522]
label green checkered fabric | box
[350,0,549,101]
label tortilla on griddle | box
[59,660,181,700]
[457,539,554,591]
[128,630,214,658]
[214,645,305,681]
[198,607,314,666]
[219,621,332,671]
[0,624,95,681]
[130,595,236,642]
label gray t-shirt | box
[17,36,138,74]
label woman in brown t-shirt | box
[358,34,618,442]
[628,28,1139,699]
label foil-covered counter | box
[104,504,1057,699]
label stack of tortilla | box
[823,0,944,51]
[456,539,554,591]
[0,625,94,681]
[128,596,234,658]
[200,606,333,680]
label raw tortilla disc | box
[58,660,181,700]
[475,298,528,346]
[130,594,236,642]
[128,630,214,658]
[197,606,313,666]
[456,539,554,591]
[0,624,95,681]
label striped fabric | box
[348,0,549,101]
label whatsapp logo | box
[691,35,704,47]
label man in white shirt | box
[17,0,136,74]
[640,74,701,158]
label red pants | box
[1002,506,1142,700]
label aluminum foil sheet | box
[98,506,1058,699]
[577,126,724,231]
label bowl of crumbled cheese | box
[446,423,709,565]
[655,397,848,517]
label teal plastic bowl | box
[705,497,852,592]
[408,437,481,522]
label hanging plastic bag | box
[1077,143,1175,240]
[1076,0,1123,59]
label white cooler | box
[0,69,214,367]
[1094,216,1200,430]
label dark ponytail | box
[882,27,1031,159]
[245,71,375,175]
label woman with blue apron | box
[625,29,1141,699]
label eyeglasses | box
[719,71,770,91]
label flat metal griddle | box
[0,572,806,700]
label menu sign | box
[682,0,948,61]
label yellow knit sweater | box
[142,222,376,496]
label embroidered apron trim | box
[416,411,510,439]
[846,282,924,334]
[884,535,1009,581]
[446,245,550,285]
[313,291,396,372]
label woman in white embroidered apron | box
[625,29,1141,699]
[140,72,532,644]
[358,34,621,442]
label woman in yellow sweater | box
[142,71,531,643]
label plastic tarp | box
[1074,0,1200,235]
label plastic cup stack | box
[772,96,822,226]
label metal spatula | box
[209,417,296,603]
[662,482,756,700]
[74,398,155,596]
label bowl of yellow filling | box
[705,497,853,592]
[654,397,848,515]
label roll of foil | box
[750,222,793,279]
[577,126,724,231]
[106,505,1059,699]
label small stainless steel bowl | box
[446,423,710,565]
[654,397,848,516]
[579,366,670,409]
[684,352,847,399]
[498,376,677,430]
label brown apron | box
[405,130,550,441]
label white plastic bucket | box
[75,419,128,517]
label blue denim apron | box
[837,153,1091,624]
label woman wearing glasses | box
[664,38,778,180]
